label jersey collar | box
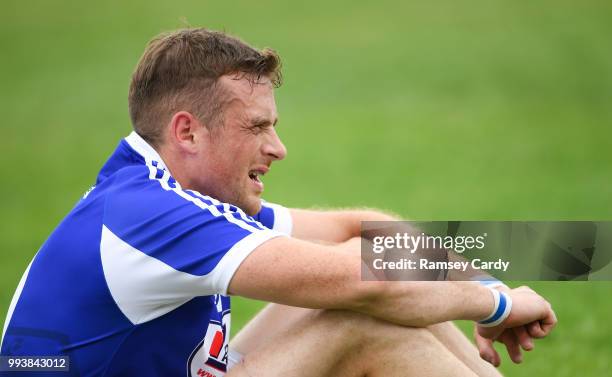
[124,131,170,172]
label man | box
[1,29,556,376]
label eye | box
[250,122,269,134]
[248,116,278,133]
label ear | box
[168,111,206,153]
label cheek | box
[210,139,260,180]
[219,158,246,184]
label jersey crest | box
[188,295,231,377]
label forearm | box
[290,207,399,243]
[232,236,553,339]
[298,209,499,284]
[334,238,496,324]
[231,237,494,328]
[349,280,494,327]
[340,209,399,239]
[360,222,502,282]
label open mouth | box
[248,170,265,184]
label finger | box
[477,324,503,341]
[513,326,534,351]
[516,285,534,293]
[500,330,523,364]
[475,330,500,366]
[491,346,501,367]
[489,338,501,367]
[475,325,504,340]
[527,321,546,338]
[539,307,558,336]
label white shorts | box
[227,349,244,371]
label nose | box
[263,128,287,161]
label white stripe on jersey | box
[125,131,170,172]
[100,225,281,325]
[154,172,265,234]
[2,257,35,347]
[263,202,294,236]
[188,190,270,232]
[124,132,266,234]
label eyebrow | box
[251,116,279,127]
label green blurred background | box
[1,0,611,375]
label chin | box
[243,199,262,217]
[230,196,261,217]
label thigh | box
[228,308,479,377]
[427,322,503,377]
[230,303,316,355]
[229,308,368,377]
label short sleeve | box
[252,201,293,236]
[99,168,283,324]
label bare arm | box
[276,207,556,363]
[289,208,397,243]
[291,208,500,282]
[228,236,552,328]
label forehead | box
[218,74,277,120]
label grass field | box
[1,1,611,375]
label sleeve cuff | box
[213,230,286,295]
[267,203,293,236]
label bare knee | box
[313,311,479,377]
[231,310,478,377]
[312,309,435,348]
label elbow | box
[343,278,433,328]
[344,280,387,313]
[336,255,386,312]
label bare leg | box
[230,303,312,355]
[229,308,478,377]
[428,322,503,377]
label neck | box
[156,143,196,191]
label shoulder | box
[104,164,269,237]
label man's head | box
[129,28,286,215]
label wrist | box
[478,288,513,327]
[460,282,498,321]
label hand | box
[474,325,534,366]
[478,286,557,340]
[490,285,554,339]
[475,285,557,366]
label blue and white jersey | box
[1,131,292,377]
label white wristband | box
[478,288,512,327]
